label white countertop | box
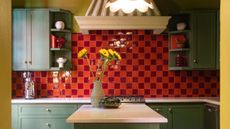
[11,97,220,105]
[66,103,168,123]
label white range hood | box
[75,0,171,34]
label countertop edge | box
[11,97,220,105]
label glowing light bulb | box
[106,0,154,14]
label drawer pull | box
[45,123,51,126]
[45,108,51,112]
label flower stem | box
[99,59,109,81]
[85,55,95,79]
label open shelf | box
[169,67,192,70]
[50,48,71,51]
[168,30,191,34]
[51,28,71,33]
[169,48,190,52]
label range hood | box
[75,0,171,34]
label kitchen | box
[0,0,230,129]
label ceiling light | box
[105,0,154,14]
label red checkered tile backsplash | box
[12,30,220,98]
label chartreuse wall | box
[220,0,230,129]
[0,0,229,129]
[0,0,11,129]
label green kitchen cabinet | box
[168,10,219,70]
[13,9,50,71]
[204,104,219,129]
[12,105,18,129]
[148,103,204,129]
[12,104,78,129]
[148,104,169,129]
[13,8,72,71]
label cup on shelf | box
[177,22,186,31]
[56,57,67,68]
[55,21,65,30]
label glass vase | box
[91,80,105,107]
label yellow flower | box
[99,49,109,58]
[114,51,121,60]
[78,48,87,58]
[108,49,114,57]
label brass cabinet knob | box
[29,61,32,64]
[168,108,172,112]
[208,108,212,112]
[193,59,197,63]
[45,123,51,126]
[45,108,51,112]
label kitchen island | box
[66,103,167,129]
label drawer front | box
[19,104,77,116]
[20,117,73,129]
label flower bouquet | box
[78,48,121,107]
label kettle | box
[23,72,35,99]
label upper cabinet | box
[13,8,72,71]
[168,10,219,70]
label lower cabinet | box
[204,104,219,129]
[12,104,78,129]
[148,103,204,129]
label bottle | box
[23,72,35,99]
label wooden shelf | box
[169,48,190,52]
[51,28,71,33]
[169,67,191,70]
[50,48,71,51]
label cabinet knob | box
[45,108,51,112]
[45,123,51,126]
[25,61,27,64]
[168,108,172,112]
[193,59,197,63]
[155,108,159,111]
[29,61,32,64]
[208,108,212,112]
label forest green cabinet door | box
[148,104,204,129]
[170,105,204,129]
[204,104,219,129]
[13,9,28,70]
[192,11,217,69]
[149,105,169,129]
[29,9,50,70]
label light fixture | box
[105,0,154,14]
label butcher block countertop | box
[66,103,168,123]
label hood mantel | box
[75,0,171,34]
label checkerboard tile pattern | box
[12,30,220,98]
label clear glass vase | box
[91,80,105,107]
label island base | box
[74,123,160,129]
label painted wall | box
[12,30,220,98]
[220,0,230,129]
[0,0,12,129]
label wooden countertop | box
[66,103,168,123]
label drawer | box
[20,117,73,129]
[19,104,77,116]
